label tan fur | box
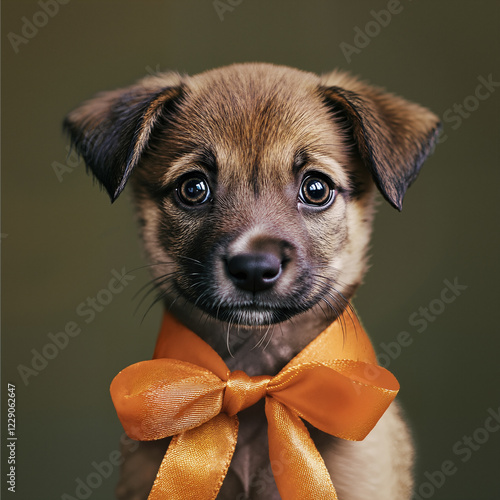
[64,63,440,499]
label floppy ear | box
[319,71,440,210]
[63,73,184,202]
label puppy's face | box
[64,63,439,331]
[132,66,374,327]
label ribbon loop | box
[269,360,399,440]
[222,370,271,416]
[110,358,225,440]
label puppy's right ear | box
[63,74,184,202]
[319,71,440,210]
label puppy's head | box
[64,63,439,328]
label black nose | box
[226,253,282,292]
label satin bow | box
[110,310,399,499]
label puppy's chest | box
[218,401,281,499]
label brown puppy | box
[64,63,440,499]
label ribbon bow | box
[110,310,399,499]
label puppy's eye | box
[177,175,211,206]
[299,174,335,207]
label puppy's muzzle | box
[226,252,283,293]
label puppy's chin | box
[167,294,305,328]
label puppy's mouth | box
[194,300,307,326]
[170,277,342,327]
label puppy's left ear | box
[63,73,184,202]
[319,72,441,210]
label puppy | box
[64,63,440,499]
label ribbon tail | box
[266,398,338,500]
[148,413,239,500]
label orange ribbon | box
[110,310,399,499]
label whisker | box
[132,255,208,323]
[262,324,275,351]
[124,261,175,274]
[252,322,273,350]
[176,255,205,267]
[132,270,179,301]
[133,273,180,316]
[226,315,234,358]
[139,283,176,323]
[308,270,362,342]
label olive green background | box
[2,1,499,499]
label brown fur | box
[64,63,439,499]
